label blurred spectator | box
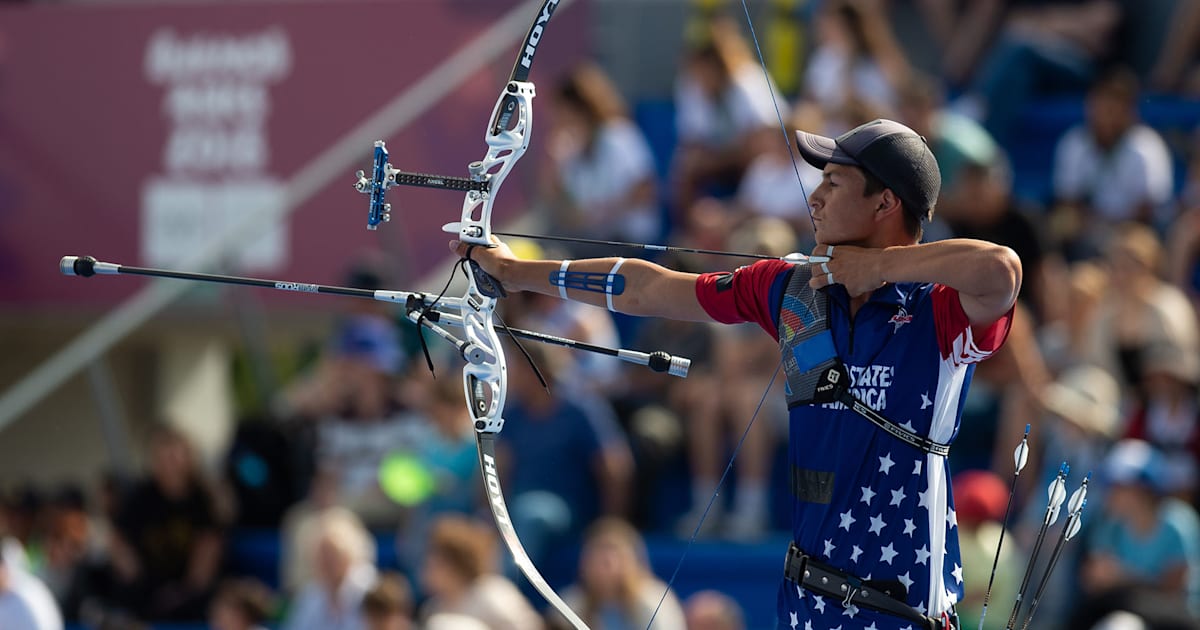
[279,467,341,595]
[36,486,111,621]
[1,485,43,562]
[208,578,274,630]
[393,374,478,574]
[283,508,377,630]
[683,589,745,630]
[896,72,1003,208]
[497,342,634,562]
[938,151,1058,322]
[673,16,782,209]
[1079,440,1200,618]
[1052,68,1175,256]
[958,0,1124,144]
[550,517,685,630]
[361,572,414,630]
[1121,343,1200,500]
[544,62,661,249]
[675,219,790,539]
[1083,223,1200,401]
[0,535,63,630]
[504,271,624,398]
[108,425,226,621]
[418,516,542,630]
[952,470,1020,630]
[802,0,910,116]
[912,0,1005,87]
[1150,0,1200,95]
[730,105,822,244]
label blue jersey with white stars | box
[696,260,1012,629]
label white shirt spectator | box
[675,64,780,148]
[553,119,660,243]
[0,539,63,630]
[283,563,377,630]
[737,151,823,221]
[803,46,896,113]
[1054,123,1175,223]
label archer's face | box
[808,164,881,245]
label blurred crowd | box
[5,0,1200,628]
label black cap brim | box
[795,130,860,170]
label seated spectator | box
[1168,207,1200,314]
[544,62,660,250]
[36,485,110,622]
[683,589,745,630]
[958,0,1124,144]
[418,516,542,630]
[549,518,685,629]
[279,467,341,595]
[897,72,1002,209]
[673,16,782,209]
[802,0,910,116]
[731,104,822,244]
[1121,343,1200,501]
[497,343,634,562]
[283,508,377,630]
[208,578,274,630]
[1078,440,1200,618]
[1083,224,1200,401]
[1052,68,1175,256]
[361,572,414,630]
[0,534,63,630]
[108,425,226,621]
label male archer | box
[455,119,1020,629]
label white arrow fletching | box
[1068,482,1088,513]
[1065,513,1083,540]
[1014,438,1029,472]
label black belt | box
[783,542,951,630]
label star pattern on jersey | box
[824,538,836,556]
[868,514,886,535]
[843,604,859,618]
[790,612,798,629]
[850,545,863,563]
[860,486,876,505]
[913,459,922,475]
[918,485,934,510]
[947,507,958,529]
[865,623,879,630]
[878,452,895,475]
[952,563,964,585]
[920,391,932,409]
[898,571,914,592]
[903,518,916,537]
[880,542,898,564]
[915,545,931,565]
[803,621,812,630]
[916,602,927,615]
[839,509,857,531]
[900,419,917,432]
[890,486,907,506]
[813,595,826,614]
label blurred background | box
[1,0,1199,628]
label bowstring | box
[649,5,822,626]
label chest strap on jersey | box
[807,364,951,457]
[784,541,951,630]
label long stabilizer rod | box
[60,256,688,377]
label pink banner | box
[0,0,588,308]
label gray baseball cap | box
[795,119,941,222]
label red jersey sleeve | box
[931,284,1014,365]
[695,259,792,339]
